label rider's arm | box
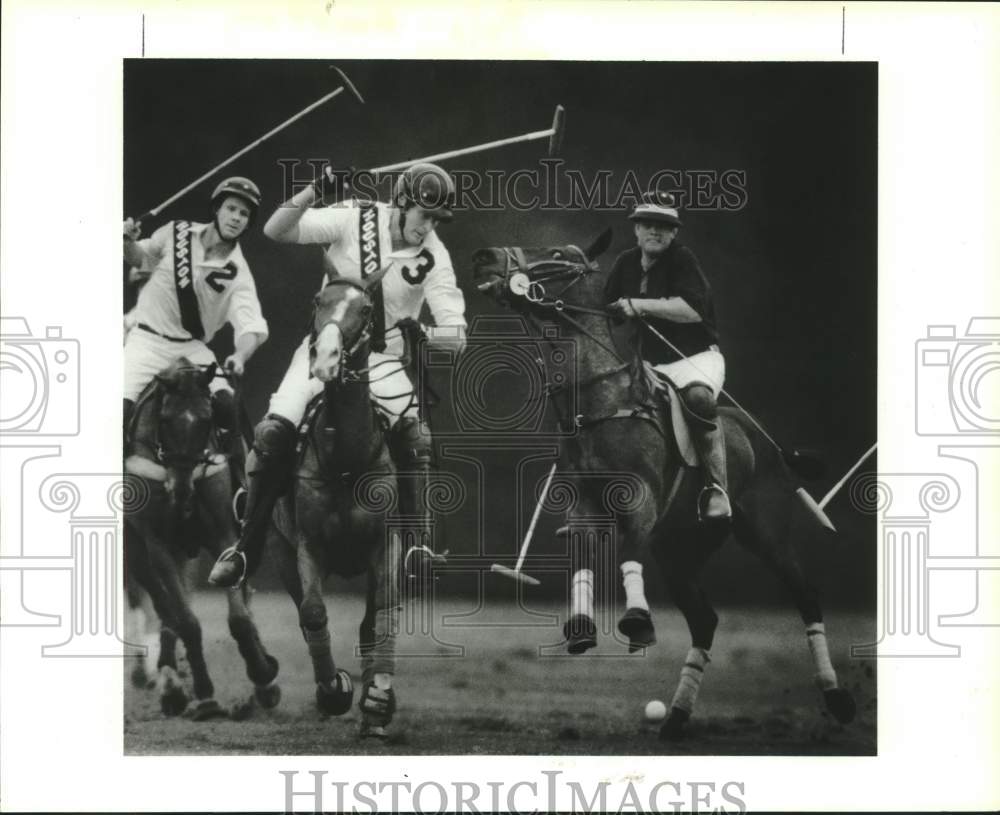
[223,272,269,375]
[632,297,702,323]
[123,219,168,269]
[634,246,711,323]
[421,244,468,354]
[262,186,319,242]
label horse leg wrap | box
[670,647,711,714]
[302,624,336,685]
[806,622,838,691]
[570,569,595,619]
[620,561,649,612]
[359,673,397,726]
[365,606,400,679]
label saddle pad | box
[647,369,699,468]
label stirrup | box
[697,484,732,523]
[208,545,248,589]
[231,486,248,524]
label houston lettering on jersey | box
[358,203,385,352]
[173,220,205,339]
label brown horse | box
[125,359,280,719]
[473,233,857,739]
[265,278,416,738]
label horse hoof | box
[617,608,657,653]
[191,698,228,721]
[360,719,389,739]
[158,667,188,716]
[131,663,151,690]
[160,685,189,717]
[255,680,282,709]
[659,708,690,741]
[316,670,354,717]
[254,654,279,687]
[824,687,857,724]
[563,614,597,654]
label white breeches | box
[653,347,725,396]
[267,335,417,427]
[123,328,228,402]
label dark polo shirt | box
[604,242,719,365]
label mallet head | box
[330,65,365,105]
[490,563,541,587]
[548,105,566,157]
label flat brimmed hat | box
[629,190,682,227]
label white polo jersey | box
[132,221,268,344]
[296,200,466,357]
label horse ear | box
[584,228,613,261]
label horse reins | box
[498,247,660,432]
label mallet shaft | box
[819,442,878,510]
[371,128,554,174]
[140,86,348,220]
[514,462,558,572]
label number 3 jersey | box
[296,200,467,358]
[131,220,269,344]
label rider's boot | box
[388,416,444,588]
[209,414,297,588]
[692,424,731,522]
[682,385,732,523]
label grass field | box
[124,591,876,756]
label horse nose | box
[311,347,341,382]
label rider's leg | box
[209,338,319,588]
[368,352,442,580]
[680,383,731,521]
[208,414,297,587]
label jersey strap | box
[358,204,386,352]
[173,220,204,340]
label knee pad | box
[211,390,236,430]
[389,416,434,467]
[680,384,718,425]
[253,414,297,462]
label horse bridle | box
[309,279,374,381]
[153,363,226,471]
[495,245,628,370]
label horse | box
[124,358,281,719]
[264,278,413,738]
[472,232,857,739]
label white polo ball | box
[644,699,667,722]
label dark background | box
[124,60,877,608]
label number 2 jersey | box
[131,220,269,344]
[296,200,467,358]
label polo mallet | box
[370,104,566,173]
[634,313,827,479]
[491,461,558,587]
[132,67,364,222]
